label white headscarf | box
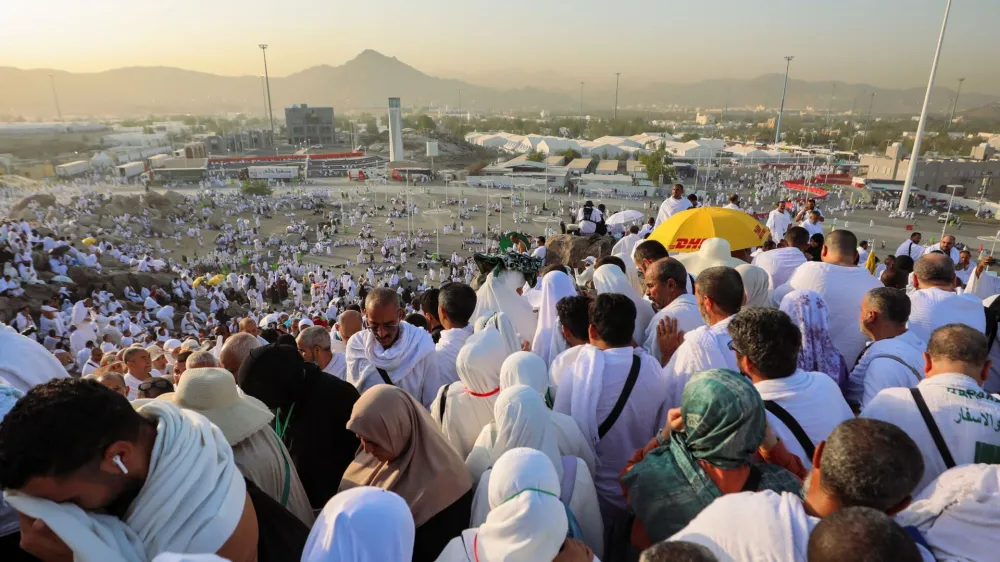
[301,487,414,562]
[471,448,568,561]
[0,331,69,393]
[530,271,578,366]
[471,270,537,345]
[593,264,654,345]
[438,328,509,458]
[475,311,521,356]
[736,264,772,308]
[467,386,563,483]
[499,352,551,404]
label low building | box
[596,160,620,175]
[861,144,1000,194]
[285,104,335,145]
[695,113,716,125]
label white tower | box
[388,97,404,162]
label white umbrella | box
[607,209,645,225]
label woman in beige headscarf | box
[340,385,474,562]
[736,263,773,309]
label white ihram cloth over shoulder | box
[466,387,604,557]
[345,321,440,407]
[548,344,583,402]
[435,327,473,386]
[662,315,739,410]
[780,261,883,366]
[669,491,815,562]
[4,401,245,562]
[654,196,693,228]
[753,247,808,291]
[553,345,665,515]
[496,351,595,476]
[530,270,579,366]
[611,233,642,261]
[0,331,69,393]
[642,294,704,366]
[907,286,986,344]
[470,269,538,346]
[754,369,854,471]
[847,329,926,410]
[895,239,926,262]
[862,373,1000,494]
[896,464,1000,562]
[592,264,655,346]
[302,486,414,562]
[765,210,792,241]
[431,328,509,460]
[435,448,588,562]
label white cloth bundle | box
[5,401,245,562]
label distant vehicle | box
[937,212,961,225]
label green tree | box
[558,148,582,162]
[525,150,545,162]
[679,133,701,142]
[639,142,674,186]
[416,115,436,132]
[241,179,273,196]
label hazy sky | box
[5,0,999,93]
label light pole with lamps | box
[613,73,621,123]
[861,92,876,154]
[47,74,62,120]
[774,56,794,144]
[948,77,965,131]
[898,0,953,214]
[258,45,276,154]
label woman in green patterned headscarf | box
[621,369,804,544]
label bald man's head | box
[238,317,258,337]
[822,230,858,266]
[337,310,363,343]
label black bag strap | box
[741,464,762,492]
[376,367,393,386]
[437,385,448,423]
[598,355,641,439]
[910,387,956,469]
[871,354,922,384]
[764,400,815,461]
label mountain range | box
[0,49,996,119]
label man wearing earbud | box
[0,378,307,561]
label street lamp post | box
[613,73,621,123]
[258,44,276,154]
[579,81,584,124]
[948,77,966,131]
[861,92,876,154]
[47,73,62,120]
[898,0,953,214]
[774,56,794,144]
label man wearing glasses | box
[345,287,442,407]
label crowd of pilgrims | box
[0,178,999,561]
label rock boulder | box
[544,234,616,268]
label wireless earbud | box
[112,455,129,475]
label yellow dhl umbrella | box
[649,207,770,253]
[191,275,206,288]
[208,274,226,286]
[81,237,96,246]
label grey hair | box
[219,333,261,373]
[297,326,331,351]
[820,419,923,511]
[365,287,400,310]
[807,507,921,562]
[640,541,718,562]
[927,323,989,366]
[864,287,911,325]
[186,350,219,369]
